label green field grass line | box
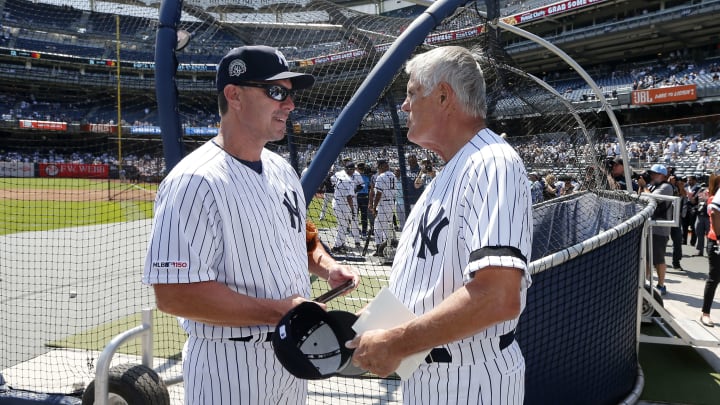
[308,196,337,228]
[0,178,159,191]
[0,200,154,235]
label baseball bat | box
[361,211,375,256]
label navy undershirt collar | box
[212,140,263,174]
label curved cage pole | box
[487,16,633,189]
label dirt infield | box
[0,184,156,202]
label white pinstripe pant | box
[374,202,394,245]
[402,342,525,404]
[183,335,307,404]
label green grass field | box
[1,179,332,236]
[0,178,156,235]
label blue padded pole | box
[155,0,186,173]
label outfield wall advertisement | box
[38,163,109,179]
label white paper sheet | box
[352,287,431,380]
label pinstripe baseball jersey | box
[389,128,532,403]
[331,169,356,205]
[142,140,310,339]
[373,170,396,247]
[374,170,396,207]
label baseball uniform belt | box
[229,332,274,342]
[425,330,515,363]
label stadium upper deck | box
[0,0,719,135]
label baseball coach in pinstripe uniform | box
[143,45,359,404]
[347,46,533,405]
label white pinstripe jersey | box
[374,171,396,207]
[142,141,310,339]
[389,128,533,363]
[331,170,357,205]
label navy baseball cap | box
[216,45,315,92]
[272,302,365,379]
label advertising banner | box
[80,123,118,134]
[631,84,697,105]
[38,163,109,179]
[18,120,67,131]
[185,127,218,136]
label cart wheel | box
[82,363,169,405]
[641,283,664,320]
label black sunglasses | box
[236,82,295,102]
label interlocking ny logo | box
[413,204,449,259]
[283,191,302,233]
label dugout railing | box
[639,192,720,349]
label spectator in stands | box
[700,174,720,327]
[638,164,674,295]
[544,173,559,200]
[558,175,576,196]
[678,136,688,155]
[696,150,709,172]
[529,172,544,204]
[414,158,436,190]
[662,142,673,164]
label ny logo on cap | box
[275,50,289,68]
[228,59,247,77]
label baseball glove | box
[306,219,319,252]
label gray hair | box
[404,46,487,119]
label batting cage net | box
[0,0,654,403]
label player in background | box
[347,46,533,404]
[369,159,396,257]
[331,161,363,252]
[355,162,372,238]
[393,167,406,230]
[142,45,358,405]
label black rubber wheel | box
[641,283,664,320]
[82,363,169,405]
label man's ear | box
[437,82,452,106]
[224,84,238,101]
